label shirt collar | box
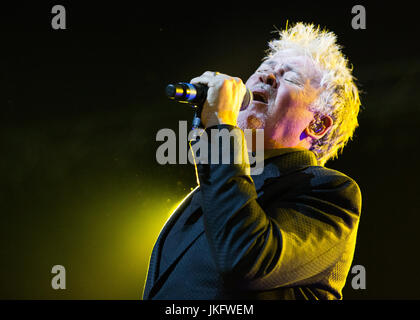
[251,147,319,173]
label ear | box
[305,115,334,140]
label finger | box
[202,71,215,77]
[191,71,225,84]
[233,77,243,85]
[190,73,217,86]
[190,76,211,86]
[202,71,223,77]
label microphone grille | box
[165,84,176,98]
[241,88,253,110]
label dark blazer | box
[143,125,362,300]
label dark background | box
[1,1,419,299]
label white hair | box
[265,22,361,166]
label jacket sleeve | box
[196,124,362,289]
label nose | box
[259,73,277,89]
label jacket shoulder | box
[303,165,362,215]
[304,166,360,193]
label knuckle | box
[234,77,243,85]
[220,78,230,88]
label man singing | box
[143,22,362,300]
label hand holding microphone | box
[166,71,252,128]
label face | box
[237,50,321,150]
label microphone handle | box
[166,82,252,109]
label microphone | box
[165,82,253,110]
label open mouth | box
[252,91,268,104]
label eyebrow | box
[264,61,305,79]
[262,60,277,67]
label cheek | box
[270,94,313,138]
[270,88,293,121]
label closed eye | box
[285,77,301,85]
[284,72,303,87]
